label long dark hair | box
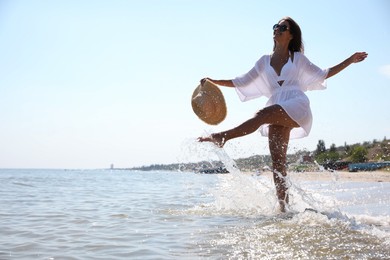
[274,17,304,53]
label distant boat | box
[198,167,229,174]
[322,161,350,171]
[348,161,390,172]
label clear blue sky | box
[0,0,389,169]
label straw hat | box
[191,79,227,125]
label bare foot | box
[279,200,287,213]
[197,133,226,148]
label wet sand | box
[253,170,390,182]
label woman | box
[198,17,367,212]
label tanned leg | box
[268,125,292,212]
[198,105,298,147]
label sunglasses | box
[273,24,289,32]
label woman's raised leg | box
[198,105,298,147]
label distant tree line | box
[128,137,389,172]
[314,137,389,164]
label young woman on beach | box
[198,17,368,212]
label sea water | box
[1,160,389,259]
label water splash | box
[215,146,295,215]
[184,139,333,216]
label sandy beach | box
[254,170,390,182]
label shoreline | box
[251,170,390,182]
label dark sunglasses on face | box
[273,24,289,32]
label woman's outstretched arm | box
[201,78,235,88]
[326,52,368,79]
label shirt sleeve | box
[297,53,329,91]
[232,56,272,101]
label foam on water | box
[191,209,390,259]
